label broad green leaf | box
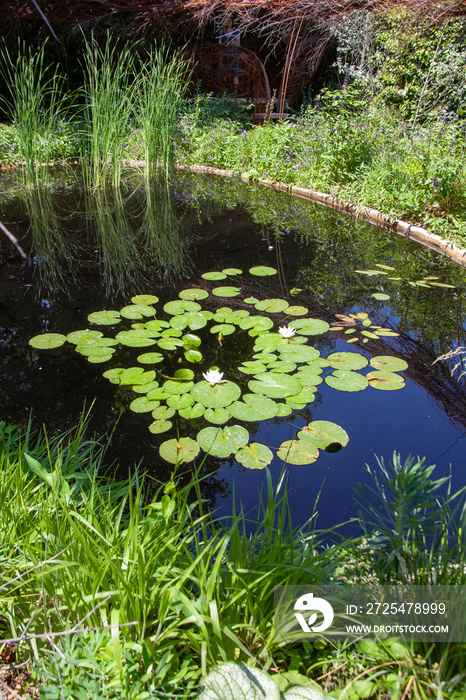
[167,393,194,409]
[116,330,157,347]
[29,333,67,349]
[132,380,159,394]
[149,419,173,434]
[276,403,292,417]
[222,268,243,275]
[88,310,121,325]
[152,405,176,420]
[159,437,199,463]
[210,323,236,336]
[288,318,330,335]
[285,388,315,405]
[103,368,125,384]
[179,288,209,300]
[119,368,155,386]
[197,425,249,458]
[163,300,201,316]
[325,370,368,392]
[228,394,278,421]
[66,330,103,345]
[120,304,155,319]
[185,348,203,363]
[370,355,408,372]
[279,345,320,363]
[285,305,308,316]
[371,293,390,301]
[277,439,319,465]
[266,360,297,373]
[238,361,267,375]
[298,420,349,449]
[249,266,277,276]
[137,352,164,364]
[163,379,194,396]
[190,380,241,408]
[158,338,184,351]
[248,372,302,399]
[235,443,273,470]
[239,316,274,332]
[326,352,368,370]
[212,286,241,298]
[130,397,161,413]
[204,407,230,424]
[131,294,159,305]
[367,370,406,390]
[179,403,205,419]
[254,298,289,314]
[201,271,227,281]
[182,333,202,347]
[244,297,260,304]
[198,662,281,700]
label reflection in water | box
[86,181,191,298]
[23,187,79,298]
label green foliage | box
[355,452,466,583]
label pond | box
[1,168,466,536]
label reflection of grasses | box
[141,178,191,281]
[22,187,78,296]
[435,346,466,380]
[0,41,68,187]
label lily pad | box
[266,360,297,373]
[288,318,330,335]
[116,330,157,347]
[170,312,207,331]
[86,353,114,363]
[163,379,194,396]
[298,420,349,450]
[222,268,243,275]
[244,297,260,304]
[167,394,194,410]
[201,271,227,281]
[249,266,277,276]
[185,348,203,363]
[285,306,308,316]
[120,304,156,319]
[325,370,368,392]
[238,361,267,375]
[103,368,125,384]
[277,439,319,465]
[285,388,315,405]
[204,407,230,424]
[130,397,161,413]
[66,330,103,345]
[370,355,408,372]
[371,293,391,301]
[152,405,176,420]
[182,333,202,347]
[239,316,274,332]
[367,370,406,390]
[119,368,156,386]
[235,443,273,470]
[210,323,236,336]
[179,288,209,301]
[248,372,302,399]
[212,286,241,298]
[137,352,164,364]
[88,310,121,325]
[228,394,278,422]
[276,403,292,417]
[179,403,205,419]
[29,333,67,349]
[149,419,173,434]
[254,298,289,314]
[197,425,249,458]
[159,437,200,463]
[163,300,201,316]
[158,338,184,351]
[132,380,159,394]
[279,345,320,363]
[190,380,241,408]
[326,352,368,371]
[131,294,159,305]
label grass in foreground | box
[1,416,466,698]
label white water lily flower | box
[278,326,296,339]
[203,368,225,386]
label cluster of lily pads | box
[29,265,408,467]
[329,312,399,344]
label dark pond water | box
[1,168,466,536]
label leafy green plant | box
[355,452,466,583]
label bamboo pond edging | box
[172,163,466,268]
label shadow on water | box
[1,168,466,533]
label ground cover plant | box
[1,418,466,698]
